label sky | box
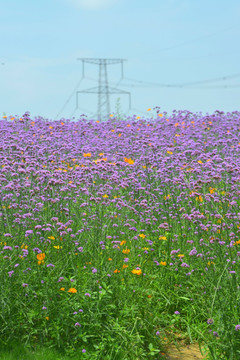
[0,0,240,120]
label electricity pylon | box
[76,58,131,121]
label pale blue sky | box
[0,0,240,120]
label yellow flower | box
[139,234,146,239]
[83,153,91,157]
[159,236,167,241]
[68,288,77,293]
[131,269,142,275]
[207,261,215,266]
[164,194,171,200]
[177,254,184,258]
[102,194,109,198]
[53,245,62,249]
[122,249,130,254]
[48,236,55,240]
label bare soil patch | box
[165,343,207,360]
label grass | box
[1,110,240,359]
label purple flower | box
[77,247,83,252]
[8,270,14,277]
[189,248,197,256]
[92,267,97,273]
[82,349,86,353]
[207,318,214,325]
[47,264,55,267]
[22,283,28,287]
[58,277,64,282]
[235,325,240,331]
[174,311,180,315]
[75,322,81,327]
[156,331,160,336]
[3,246,13,251]
[42,306,47,310]
[85,293,91,297]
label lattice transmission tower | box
[76,58,131,121]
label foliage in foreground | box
[1,110,240,359]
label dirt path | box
[165,343,207,360]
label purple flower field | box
[1,110,240,359]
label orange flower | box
[124,157,134,165]
[37,253,45,261]
[60,287,65,291]
[120,240,126,246]
[113,269,120,273]
[46,317,49,320]
[83,153,91,157]
[122,249,130,254]
[68,288,77,293]
[160,261,167,266]
[108,258,112,261]
[122,264,128,269]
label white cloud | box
[67,0,119,10]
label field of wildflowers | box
[1,109,240,359]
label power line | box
[122,73,240,88]
[55,76,85,119]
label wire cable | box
[123,73,240,88]
[55,77,85,120]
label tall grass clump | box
[1,109,240,359]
